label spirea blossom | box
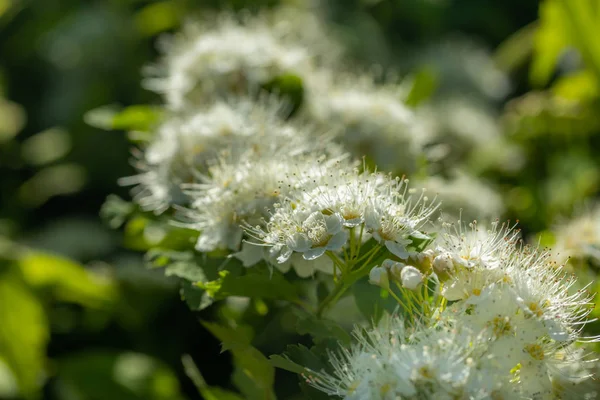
[181,154,350,253]
[144,8,340,109]
[243,170,438,266]
[120,97,338,214]
[306,317,505,400]
[303,71,428,173]
[430,222,596,398]
[551,205,600,265]
[417,171,504,221]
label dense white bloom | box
[551,205,600,265]
[307,316,501,399]
[417,171,504,221]
[144,8,341,109]
[303,71,428,173]
[435,219,520,271]
[365,178,438,259]
[245,171,437,265]
[121,97,338,214]
[437,230,596,398]
[180,153,349,253]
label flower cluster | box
[114,6,598,399]
[307,317,513,399]
[144,7,341,110]
[343,221,597,399]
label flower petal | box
[303,246,327,260]
[385,240,409,259]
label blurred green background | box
[3,0,600,399]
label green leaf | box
[530,0,571,87]
[262,74,304,114]
[202,322,276,400]
[123,216,199,252]
[284,344,328,373]
[494,23,537,73]
[182,355,243,400]
[352,277,397,324]
[404,67,439,107]
[180,280,213,311]
[134,1,182,37]
[294,314,351,345]
[18,251,117,309]
[552,69,599,101]
[57,351,184,400]
[197,264,299,302]
[268,355,306,375]
[0,269,48,399]
[84,105,162,134]
[100,195,135,229]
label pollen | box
[524,344,545,361]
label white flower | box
[365,178,438,259]
[369,266,389,289]
[551,205,600,265]
[400,266,423,290]
[307,316,496,399]
[435,219,520,270]
[303,71,427,173]
[144,8,340,109]
[504,248,595,343]
[121,96,340,214]
[417,171,504,221]
[245,170,437,266]
[182,152,348,253]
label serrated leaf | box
[201,322,275,400]
[281,344,327,373]
[268,355,306,375]
[180,281,212,311]
[198,264,299,302]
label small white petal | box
[400,266,423,290]
[303,246,327,260]
[326,230,349,251]
[386,240,409,259]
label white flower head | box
[144,8,341,109]
[121,96,341,214]
[306,316,496,400]
[417,171,504,221]
[400,266,423,290]
[303,70,427,173]
[365,178,438,259]
[248,201,349,264]
[181,151,350,253]
[435,219,520,271]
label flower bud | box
[410,249,435,274]
[381,259,398,270]
[389,262,405,281]
[433,253,453,275]
[400,266,423,290]
[369,266,389,289]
